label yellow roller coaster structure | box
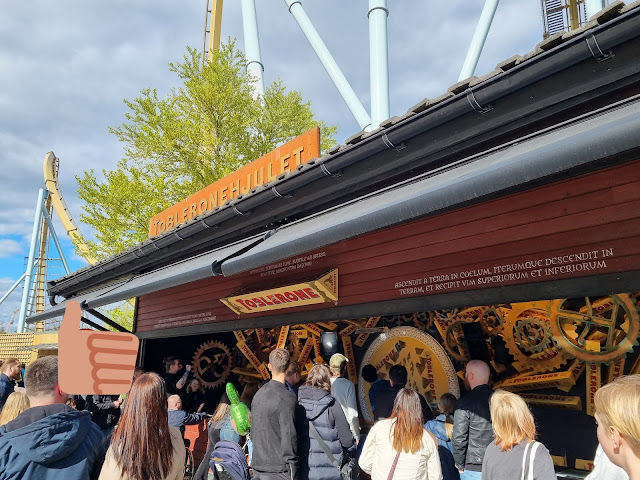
[43,152,97,266]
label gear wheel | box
[549,294,640,365]
[443,318,474,362]
[513,316,554,353]
[192,340,233,389]
[480,306,506,337]
[503,302,567,373]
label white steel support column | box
[17,188,48,332]
[585,0,604,18]
[458,0,500,81]
[368,0,390,129]
[241,0,265,97]
[284,0,372,130]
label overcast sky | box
[0,0,545,325]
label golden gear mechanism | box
[503,302,568,373]
[192,340,233,389]
[549,295,640,365]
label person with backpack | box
[298,364,354,480]
[481,390,555,480]
[194,392,243,480]
[425,393,460,480]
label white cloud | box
[0,239,23,258]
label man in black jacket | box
[251,348,299,480]
[452,360,493,480]
[374,364,434,423]
[86,394,122,436]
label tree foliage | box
[77,41,337,259]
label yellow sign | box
[148,127,320,237]
[358,326,459,422]
[221,269,338,314]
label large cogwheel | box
[549,295,639,365]
[192,340,233,389]
[503,302,567,373]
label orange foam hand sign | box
[59,301,139,395]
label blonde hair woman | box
[0,391,30,426]
[482,390,555,480]
[359,388,441,480]
[594,374,640,480]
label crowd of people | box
[0,351,639,480]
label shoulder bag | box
[309,421,358,480]
[520,441,541,480]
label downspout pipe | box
[241,0,265,98]
[458,0,500,81]
[284,0,372,131]
[18,188,47,332]
[585,0,605,19]
[368,0,390,129]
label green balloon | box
[226,382,251,435]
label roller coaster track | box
[43,152,97,266]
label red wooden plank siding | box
[137,159,640,332]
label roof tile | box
[590,0,624,23]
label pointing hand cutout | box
[59,300,139,395]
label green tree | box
[77,41,336,259]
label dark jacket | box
[374,384,434,423]
[251,379,300,480]
[0,372,14,411]
[184,390,206,413]
[298,386,354,480]
[0,404,106,480]
[452,384,493,471]
[86,394,121,431]
[168,408,207,435]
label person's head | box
[65,397,78,410]
[388,364,408,388]
[268,348,290,377]
[111,372,174,480]
[187,377,204,394]
[133,367,145,381]
[285,361,302,386]
[167,394,182,410]
[390,388,425,454]
[240,382,259,407]
[0,391,30,426]
[24,356,67,406]
[2,358,22,380]
[490,390,536,451]
[594,374,640,473]
[164,356,182,374]
[438,393,457,416]
[329,353,348,377]
[361,364,378,384]
[305,364,332,391]
[211,392,231,423]
[464,360,490,390]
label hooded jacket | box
[0,404,107,480]
[298,386,354,480]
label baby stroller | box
[210,440,251,480]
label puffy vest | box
[298,386,344,480]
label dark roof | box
[48,1,640,300]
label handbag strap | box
[309,421,341,469]
[520,441,540,480]
[387,451,401,480]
